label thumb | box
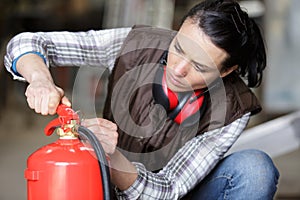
[61,96,72,107]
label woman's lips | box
[166,72,185,88]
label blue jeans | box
[190,149,280,200]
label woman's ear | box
[220,65,238,78]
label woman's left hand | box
[81,118,118,155]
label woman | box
[4,0,279,199]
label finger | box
[48,99,59,115]
[41,95,49,115]
[87,125,118,142]
[83,118,117,130]
[48,92,62,115]
[27,97,34,109]
[94,136,116,155]
[87,126,106,136]
[34,95,42,113]
[98,118,118,130]
[101,144,116,155]
[48,87,65,115]
[85,126,118,155]
[81,118,98,127]
[25,87,34,109]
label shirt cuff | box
[114,162,147,199]
[11,51,46,77]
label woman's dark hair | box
[182,0,266,87]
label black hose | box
[77,125,111,200]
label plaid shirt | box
[4,28,250,199]
[4,27,132,81]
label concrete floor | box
[0,91,299,200]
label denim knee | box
[189,149,279,200]
[228,149,279,178]
[226,149,280,198]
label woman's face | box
[166,18,235,92]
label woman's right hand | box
[15,53,71,115]
[25,80,71,115]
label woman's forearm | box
[109,150,138,191]
[112,114,250,199]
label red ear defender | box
[172,90,205,125]
[152,66,207,126]
[161,67,178,110]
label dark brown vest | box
[103,25,261,171]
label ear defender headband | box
[152,66,207,126]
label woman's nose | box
[173,59,190,77]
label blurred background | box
[0,0,299,199]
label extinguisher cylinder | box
[25,138,104,200]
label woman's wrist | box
[16,53,53,83]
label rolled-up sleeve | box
[115,113,250,200]
[4,28,131,81]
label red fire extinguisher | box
[24,104,111,200]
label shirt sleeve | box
[115,113,251,200]
[4,27,131,81]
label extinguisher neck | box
[56,119,79,139]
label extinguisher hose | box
[77,126,112,200]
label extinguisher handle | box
[44,118,61,136]
[44,104,80,136]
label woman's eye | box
[194,64,208,73]
[195,66,205,72]
[174,43,184,54]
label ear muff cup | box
[152,66,207,126]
